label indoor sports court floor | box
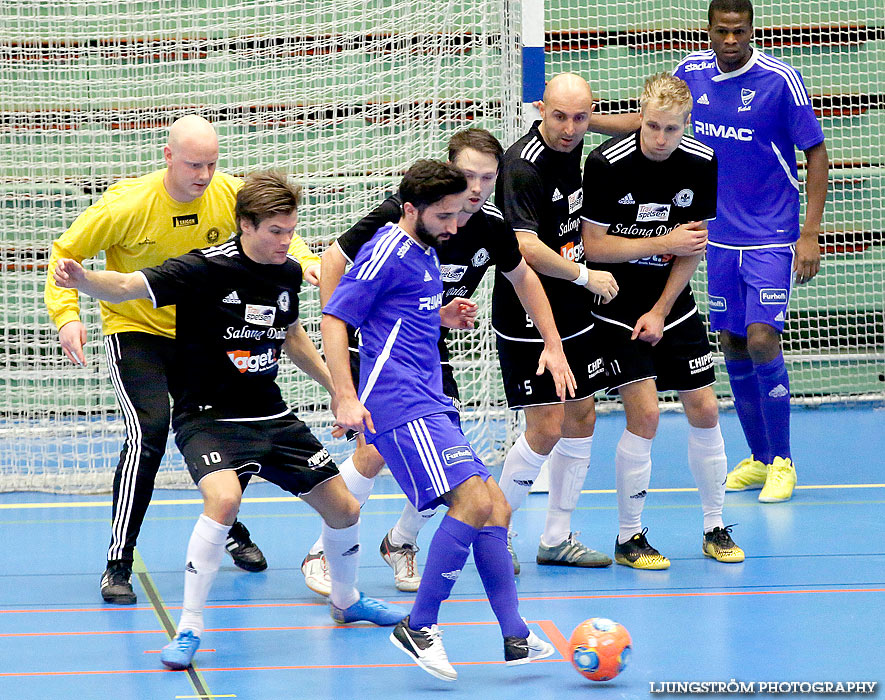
[1,405,883,699]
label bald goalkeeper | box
[44,116,321,604]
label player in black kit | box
[302,128,574,595]
[53,171,406,671]
[581,73,744,569]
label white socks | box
[390,501,435,547]
[309,456,375,555]
[500,433,548,512]
[687,424,727,533]
[542,435,593,547]
[177,514,231,637]
[615,430,653,545]
[322,521,361,610]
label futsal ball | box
[568,617,632,681]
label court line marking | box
[2,588,882,623]
[3,482,884,510]
[0,619,567,678]
[132,550,214,697]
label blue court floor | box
[1,405,883,700]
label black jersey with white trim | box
[336,193,522,360]
[492,121,596,341]
[581,130,717,328]
[140,237,303,419]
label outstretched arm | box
[52,258,148,304]
[283,321,334,394]
[503,259,576,400]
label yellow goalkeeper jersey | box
[44,169,320,338]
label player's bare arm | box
[794,140,829,285]
[58,321,88,367]
[587,112,642,136]
[582,220,706,263]
[503,258,577,399]
[53,259,148,304]
[516,230,618,303]
[632,253,703,346]
[319,243,348,308]
[440,297,478,329]
[320,312,375,437]
[282,321,334,395]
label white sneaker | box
[390,616,457,681]
[301,551,331,597]
[380,530,421,592]
[504,628,556,665]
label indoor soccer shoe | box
[100,561,136,605]
[380,530,421,592]
[225,521,267,572]
[507,528,521,575]
[390,615,457,681]
[724,455,768,491]
[330,592,406,626]
[758,457,797,503]
[504,629,556,666]
[537,531,612,568]
[301,550,331,597]
[702,526,745,563]
[614,528,670,570]
[160,630,201,670]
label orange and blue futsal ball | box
[568,617,632,681]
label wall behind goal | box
[1,1,882,493]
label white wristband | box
[572,264,589,287]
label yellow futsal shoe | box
[702,526,745,563]
[758,457,797,503]
[614,528,670,570]
[724,455,768,491]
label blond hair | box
[640,73,693,116]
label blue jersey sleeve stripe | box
[357,229,403,281]
[771,141,802,191]
[358,317,402,403]
[757,55,809,106]
[673,49,715,73]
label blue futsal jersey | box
[674,47,825,246]
[323,224,456,440]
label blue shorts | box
[706,243,794,336]
[372,411,490,511]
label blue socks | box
[725,354,792,463]
[409,515,478,630]
[473,526,529,638]
[725,358,769,461]
[755,354,791,460]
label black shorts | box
[600,311,716,394]
[174,411,339,495]
[496,326,607,409]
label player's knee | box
[746,326,780,364]
[353,445,385,478]
[325,495,360,529]
[206,491,241,524]
[685,396,719,429]
[627,405,659,438]
[525,418,562,454]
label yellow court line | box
[2,483,884,510]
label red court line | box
[2,587,882,618]
[0,621,567,678]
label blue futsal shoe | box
[160,630,201,669]
[330,593,407,626]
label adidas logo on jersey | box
[618,193,635,205]
[768,384,788,398]
[697,93,710,105]
[423,270,433,282]
[222,291,241,304]
[774,310,785,322]
[551,188,563,202]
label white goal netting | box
[1,0,882,493]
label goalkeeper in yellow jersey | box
[44,115,321,605]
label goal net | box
[1,0,882,493]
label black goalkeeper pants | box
[103,332,182,565]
